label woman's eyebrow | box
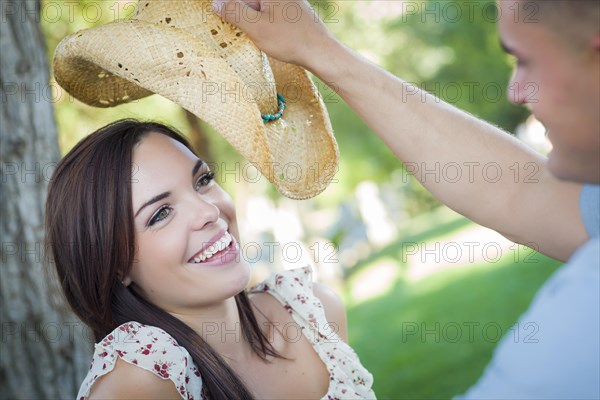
[135,192,171,218]
[135,160,205,218]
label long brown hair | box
[46,119,279,399]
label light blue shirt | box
[458,185,600,399]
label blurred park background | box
[2,0,561,398]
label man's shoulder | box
[580,184,600,237]
[459,238,599,399]
[569,235,600,271]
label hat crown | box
[132,0,278,114]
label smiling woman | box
[45,119,375,400]
[126,130,250,312]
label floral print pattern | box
[251,266,376,399]
[77,266,375,399]
[77,321,202,400]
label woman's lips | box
[189,231,232,263]
[188,234,240,267]
[187,229,228,262]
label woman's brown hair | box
[45,119,279,399]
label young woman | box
[46,119,375,399]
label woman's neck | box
[169,296,253,362]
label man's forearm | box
[309,41,585,260]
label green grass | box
[343,208,562,399]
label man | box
[214,0,599,397]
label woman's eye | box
[148,206,171,226]
[195,171,215,191]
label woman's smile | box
[187,231,240,267]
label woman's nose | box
[189,195,220,231]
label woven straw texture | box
[53,0,338,199]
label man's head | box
[498,0,600,183]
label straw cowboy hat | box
[53,0,338,199]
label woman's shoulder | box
[77,321,202,400]
[312,282,348,342]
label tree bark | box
[184,109,212,163]
[1,1,91,398]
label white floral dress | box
[77,266,376,399]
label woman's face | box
[126,132,250,313]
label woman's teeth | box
[191,232,232,263]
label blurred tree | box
[384,0,528,130]
[1,1,90,397]
[184,110,212,162]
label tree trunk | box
[184,109,212,162]
[1,1,91,398]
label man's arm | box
[214,0,588,261]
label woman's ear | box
[122,276,132,287]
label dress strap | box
[250,266,338,344]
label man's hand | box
[212,0,337,69]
